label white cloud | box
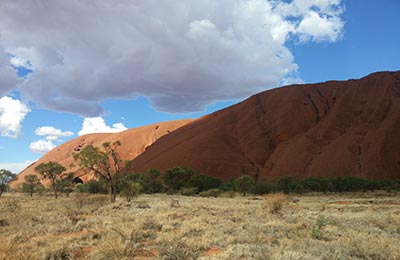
[35,126,73,138]
[78,117,127,136]
[274,0,344,42]
[0,96,31,138]
[29,126,74,153]
[297,11,343,42]
[45,135,59,141]
[0,0,344,115]
[29,139,56,153]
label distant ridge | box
[11,119,192,188]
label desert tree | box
[0,169,16,197]
[74,141,123,202]
[35,161,66,199]
[235,175,255,196]
[22,174,41,197]
[55,172,75,197]
[162,167,193,193]
[120,181,142,202]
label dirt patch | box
[203,247,224,256]
[73,246,93,259]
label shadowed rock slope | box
[124,71,400,181]
[11,119,192,188]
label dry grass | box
[1,191,400,259]
[263,192,287,215]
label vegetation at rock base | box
[22,174,42,197]
[162,167,194,192]
[74,141,123,202]
[234,175,255,196]
[34,161,66,199]
[0,169,16,197]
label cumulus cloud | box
[29,126,74,153]
[35,126,73,138]
[0,96,31,138]
[274,0,344,42]
[29,139,56,153]
[0,0,344,115]
[78,117,127,136]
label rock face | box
[124,71,400,181]
[11,119,192,188]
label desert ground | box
[1,192,399,260]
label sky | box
[0,0,399,173]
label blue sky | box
[0,0,399,173]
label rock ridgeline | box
[124,71,400,181]
[11,119,192,188]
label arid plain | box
[1,191,399,260]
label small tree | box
[74,141,123,202]
[252,180,276,195]
[76,179,108,194]
[22,174,41,197]
[163,167,193,192]
[0,169,16,197]
[278,176,300,194]
[120,182,142,202]
[186,174,222,192]
[35,161,66,199]
[55,173,75,197]
[235,175,255,196]
[146,169,164,193]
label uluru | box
[12,71,400,185]
[125,71,400,181]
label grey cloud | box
[0,0,344,115]
[0,45,22,95]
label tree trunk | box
[109,184,117,202]
[112,187,117,202]
[53,182,58,199]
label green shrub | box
[312,215,331,240]
[179,187,198,196]
[21,174,42,197]
[235,175,255,196]
[185,174,222,192]
[76,179,108,194]
[252,180,276,195]
[328,177,369,192]
[146,169,165,193]
[278,176,300,194]
[162,167,194,192]
[120,182,142,202]
[118,173,152,193]
[220,180,236,191]
[199,188,222,197]
[302,177,330,193]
